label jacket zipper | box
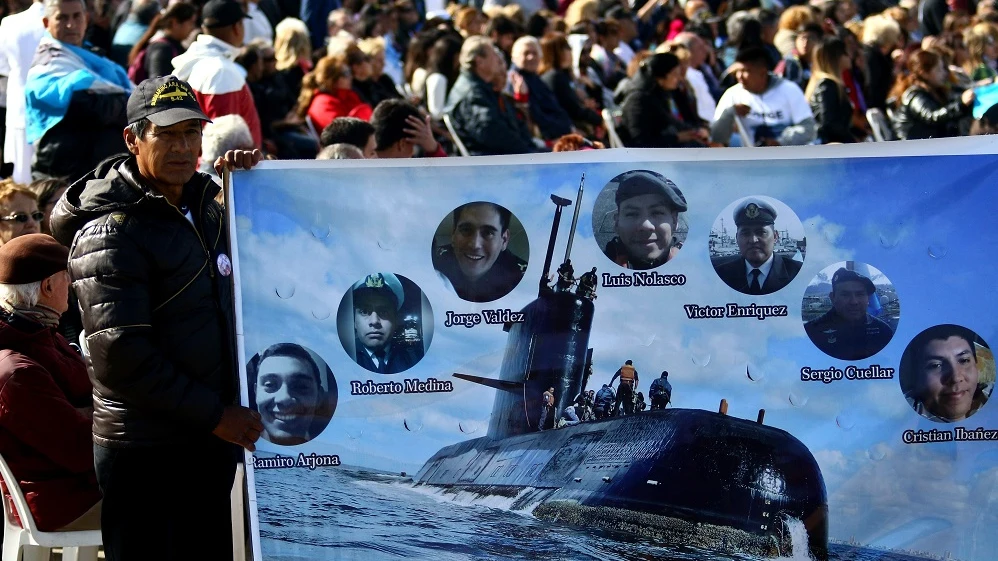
[152,180,216,312]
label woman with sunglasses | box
[0,180,42,245]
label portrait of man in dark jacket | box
[49,75,263,561]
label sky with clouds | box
[231,142,998,560]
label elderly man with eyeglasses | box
[0,180,43,245]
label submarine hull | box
[415,408,828,560]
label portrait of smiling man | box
[902,325,993,423]
[349,273,424,374]
[249,343,335,445]
[432,201,527,303]
[601,170,688,270]
[713,197,803,295]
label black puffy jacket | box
[50,156,236,448]
[891,86,970,140]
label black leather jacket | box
[810,78,856,144]
[891,86,970,140]
[50,156,236,448]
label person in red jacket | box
[0,234,101,532]
[297,54,374,132]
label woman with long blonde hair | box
[296,55,373,131]
[274,18,313,97]
[806,37,858,143]
[964,23,998,81]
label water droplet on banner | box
[927,245,948,259]
[789,392,808,407]
[866,447,887,461]
[311,305,330,320]
[692,353,711,367]
[643,334,658,347]
[879,227,902,249]
[378,236,398,250]
[310,212,330,240]
[835,415,855,430]
[746,364,765,382]
[275,283,295,299]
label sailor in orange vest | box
[610,360,640,415]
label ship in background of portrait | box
[413,178,829,560]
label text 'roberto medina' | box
[252,453,341,471]
[350,378,454,395]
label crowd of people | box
[2,0,998,187]
[0,0,994,556]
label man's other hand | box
[213,149,264,176]
[213,405,264,451]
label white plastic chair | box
[442,113,471,157]
[733,114,754,147]
[866,108,895,142]
[304,114,321,142]
[0,452,102,561]
[601,109,624,148]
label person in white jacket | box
[0,0,44,183]
[711,46,816,146]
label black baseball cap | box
[614,170,688,211]
[127,76,211,127]
[831,268,876,295]
[202,0,251,28]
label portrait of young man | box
[248,343,336,445]
[713,197,803,295]
[599,170,688,270]
[432,201,527,303]
[341,273,426,374]
[902,325,993,423]
[804,267,895,361]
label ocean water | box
[255,466,934,561]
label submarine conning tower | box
[483,177,597,440]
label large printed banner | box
[228,138,998,561]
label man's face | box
[514,42,541,73]
[256,355,320,443]
[613,194,676,264]
[476,46,501,83]
[829,280,869,322]
[689,37,708,67]
[917,336,980,421]
[736,224,777,267]
[44,0,88,46]
[0,193,41,244]
[736,60,768,94]
[354,293,397,351]
[362,134,378,158]
[127,120,203,193]
[261,47,277,76]
[451,203,509,282]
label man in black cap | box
[350,273,423,374]
[171,0,262,147]
[433,201,526,303]
[713,197,802,295]
[804,268,894,361]
[50,75,263,560]
[0,234,101,533]
[649,371,672,410]
[602,170,688,270]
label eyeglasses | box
[1,211,44,223]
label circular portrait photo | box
[592,170,689,270]
[247,343,338,446]
[900,325,994,423]
[710,196,806,295]
[802,262,900,361]
[337,273,433,374]
[430,201,529,303]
